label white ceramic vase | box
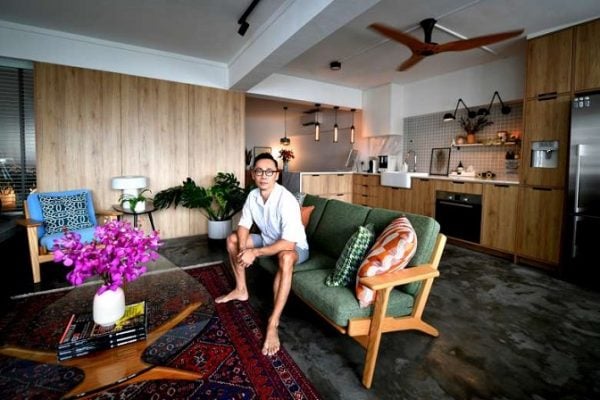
[207,219,232,240]
[93,286,126,326]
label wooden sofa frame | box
[294,233,447,388]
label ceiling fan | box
[369,18,524,71]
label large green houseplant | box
[153,173,247,239]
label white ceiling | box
[1,0,600,92]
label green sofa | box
[256,194,447,388]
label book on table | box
[57,301,148,360]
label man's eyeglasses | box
[253,168,276,177]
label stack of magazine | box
[57,301,148,361]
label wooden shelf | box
[452,142,519,149]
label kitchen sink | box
[380,171,428,188]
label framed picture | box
[253,146,272,159]
[429,147,451,176]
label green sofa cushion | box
[302,194,328,238]
[256,249,336,275]
[292,268,414,327]
[311,199,370,259]
[364,208,440,296]
[325,223,375,287]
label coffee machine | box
[378,155,388,172]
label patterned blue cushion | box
[325,223,375,287]
[38,192,93,234]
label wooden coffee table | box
[0,267,214,397]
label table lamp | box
[111,176,148,212]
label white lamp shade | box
[111,176,148,190]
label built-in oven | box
[435,191,482,243]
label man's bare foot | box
[215,289,248,303]
[262,325,280,356]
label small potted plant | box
[119,188,151,213]
[153,172,248,239]
[460,116,493,144]
[278,148,295,171]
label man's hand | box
[237,248,257,268]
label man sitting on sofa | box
[216,152,309,356]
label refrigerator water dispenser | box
[531,141,559,168]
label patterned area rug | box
[0,354,85,399]
[84,264,321,400]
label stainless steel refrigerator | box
[565,93,600,284]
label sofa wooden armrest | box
[359,265,440,291]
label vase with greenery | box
[153,173,247,239]
[460,116,493,144]
[119,188,151,213]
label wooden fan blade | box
[398,54,425,71]
[369,23,426,52]
[436,29,524,53]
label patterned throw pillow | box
[38,192,93,235]
[301,205,315,228]
[356,217,417,308]
[325,223,375,287]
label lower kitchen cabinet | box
[516,186,564,265]
[408,178,435,217]
[353,174,380,207]
[302,173,353,203]
[481,184,518,253]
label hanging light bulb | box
[314,103,321,141]
[350,108,356,144]
[280,106,290,146]
[333,106,339,143]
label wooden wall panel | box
[35,63,121,210]
[188,86,245,235]
[120,76,189,238]
[34,62,245,239]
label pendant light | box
[280,106,290,146]
[350,108,356,144]
[333,106,339,143]
[314,103,321,142]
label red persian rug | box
[83,264,321,400]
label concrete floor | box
[5,235,600,399]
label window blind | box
[0,66,36,213]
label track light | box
[333,106,339,143]
[329,61,341,71]
[478,91,511,116]
[237,0,261,37]
[350,108,356,144]
[280,106,290,146]
[443,98,476,122]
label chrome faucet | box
[406,150,417,172]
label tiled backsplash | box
[403,102,523,178]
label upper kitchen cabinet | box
[521,94,571,188]
[574,18,600,93]
[525,28,573,99]
[363,83,403,137]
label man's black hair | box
[253,152,278,169]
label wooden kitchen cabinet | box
[574,18,600,92]
[353,174,380,207]
[525,28,573,99]
[481,184,518,253]
[301,173,353,202]
[434,180,482,195]
[521,94,571,188]
[516,186,564,266]
[407,178,435,217]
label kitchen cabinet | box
[353,174,380,207]
[574,18,600,92]
[516,187,564,266]
[481,184,518,253]
[434,180,482,195]
[301,173,353,202]
[525,28,573,99]
[381,186,408,211]
[407,178,435,217]
[521,94,571,188]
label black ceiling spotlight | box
[478,91,511,116]
[443,98,476,122]
[329,61,341,71]
[237,0,261,37]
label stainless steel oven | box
[435,191,482,243]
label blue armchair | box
[17,189,120,283]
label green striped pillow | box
[325,223,375,287]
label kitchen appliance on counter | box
[378,155,398,172]
[435,191,482,243]
[564,94,600,287]
[378,155,388,172]
[368,158,379,173]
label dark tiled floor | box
[4,233,600,399]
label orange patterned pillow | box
[355,217,417,308]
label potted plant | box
[278,148,295,171]
[119,188,151,213]
[153,172,247,239]
[460,116,493,144]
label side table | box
[113,202,157,231]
